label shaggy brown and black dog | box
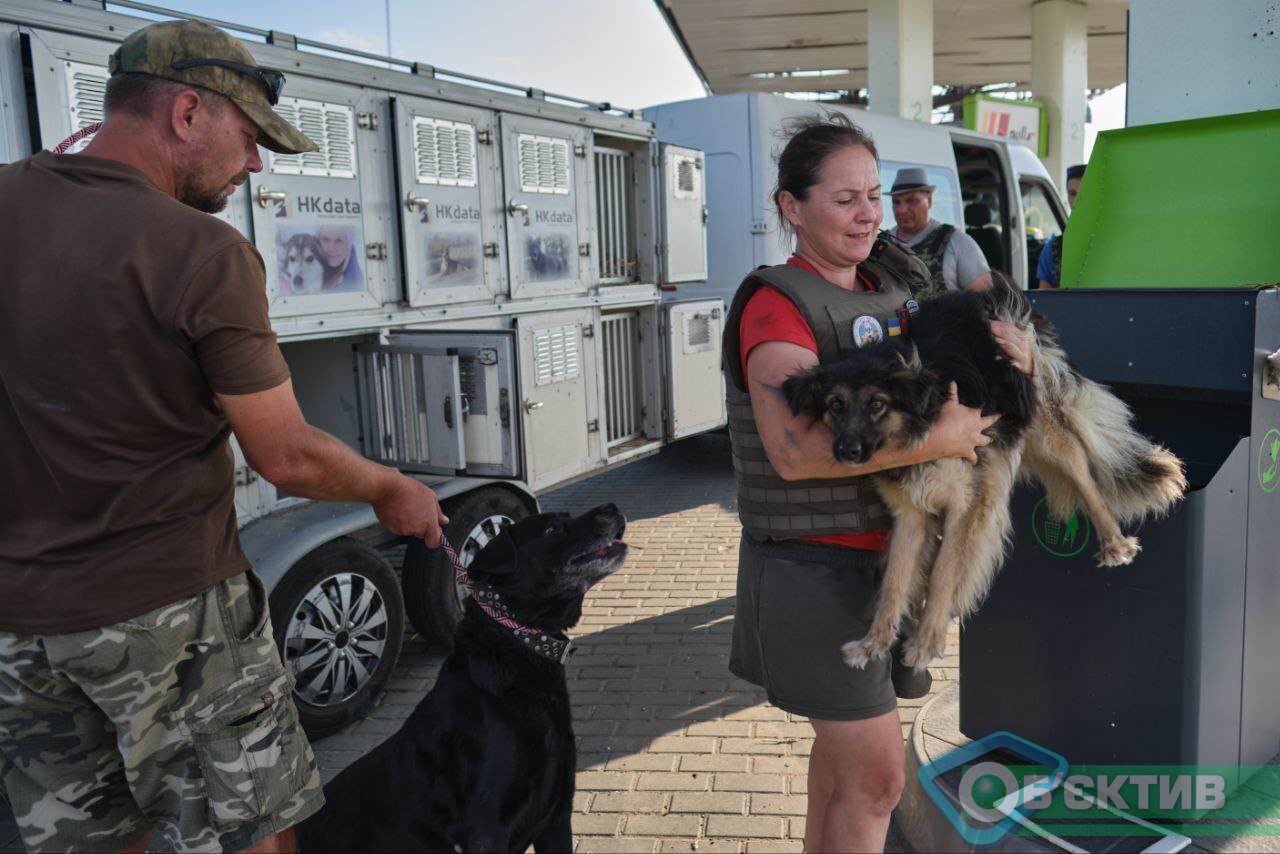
[783,282,1186,671]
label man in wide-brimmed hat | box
[887,166,992,295]
[0,18,447,853]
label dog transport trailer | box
[643,91,1067,301]
[0,0,725,734]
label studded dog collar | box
[440,538,573,663]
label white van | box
[644,92,1068,301]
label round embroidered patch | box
[852,314,885,348]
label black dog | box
[296,504,627,853]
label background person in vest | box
[888,167,993,295]
[722,115,1032,853]
[0,20,448,853]
[1037,163,1087,289]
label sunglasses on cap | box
[170,57,286,105]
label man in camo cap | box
[0,17,447,853]
[108,18,316,158]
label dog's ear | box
[782,366,827,416]
[887,346,942,418]
[894,342,923,372]
[466,529,518,577]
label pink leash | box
[438,537,572,662]
[51,122,102,154]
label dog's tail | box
[1025,330,1188,524]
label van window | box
[953,143,1009,275]
[1020,178,1065,284]
[879,161,962,232]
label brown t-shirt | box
[0,151,291,634]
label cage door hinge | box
[587,418,599,433]
[234,466,258,487]
[357,112,379,130]
[365,242,388,260]
[477,129,493,145]
[579,242,591,257]
[483,242,500,257]
[581,325,595,338]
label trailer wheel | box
[402,487,531,648]
[269,538,404,737]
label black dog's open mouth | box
[571,538,627,565]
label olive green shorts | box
[0,571,324,853]
[730,535,897,721]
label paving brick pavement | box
[310,430,960,852]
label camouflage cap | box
[108,19,316,155]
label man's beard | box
[176,170,247,214]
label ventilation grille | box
[457,353,487,415]
[533,325,580,386]
[413,116,477,187]
[269,97,357,178]
[672,154,700,200]
[61,61,108,153]
[518,133,571,195]
[683,311,715,354]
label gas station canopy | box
[654,0,1128,96]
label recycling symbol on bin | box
[1259,429,1280,494]
[1030,497,1091,557]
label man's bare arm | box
[217,380,448,547]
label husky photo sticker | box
[851,314,885,349]
[275,224,365,296]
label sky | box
[128,0,707,111]
[117,0,1123,159]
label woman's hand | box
[991,320,1034,376]
[927,382,1001,463]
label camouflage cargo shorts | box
[0,571,324,852]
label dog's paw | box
[1096,536,1141,567]
[842,638,890,670]
[901,634,946,671]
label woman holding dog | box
[722,114,1032,852]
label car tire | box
[269,538,404,738]
[402,486,531,648]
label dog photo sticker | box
[425,232,482,288]
[523,230,576,283]
[275,224,366,296]
[851,314,885,348]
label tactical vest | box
[722,253,916,541]
[908,222,955,299]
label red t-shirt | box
[739,256,889,551]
